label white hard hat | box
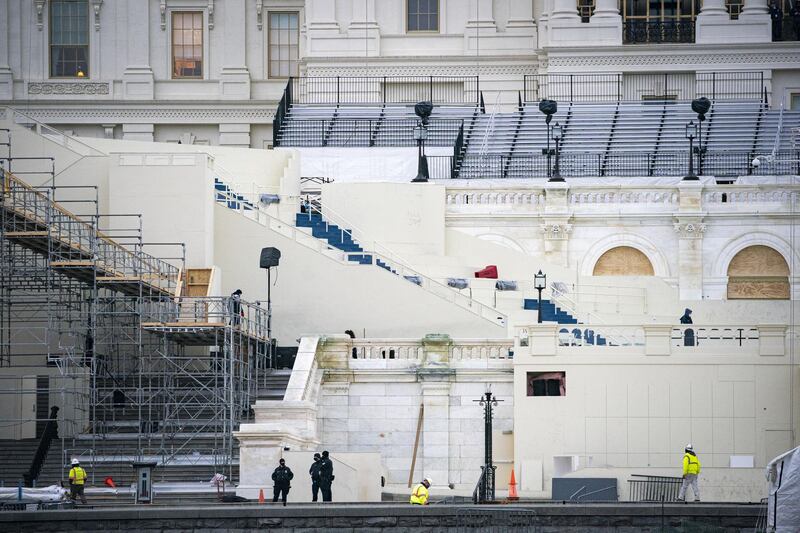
[685,443,693,450]
[71,458,80,465]
[424,477,433,485]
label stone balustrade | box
[515,323,787,357]
[445,189,546,207]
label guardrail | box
[523,72,765,103]
[628,474,682,502]
[454,150,799,178]
[349,339,513,361]
[290,76,480,105]
[279,118,465,147]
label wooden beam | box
[408,403,424,489]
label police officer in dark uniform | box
[770,0,784,41]
[319,450,335,502]
[790,2,800,40]
[309,453,322,502]
[271,458,294,506]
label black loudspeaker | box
[539,99,558,124]
[414,101,433,124]
[691,97,711,121]
[260,247,281,269]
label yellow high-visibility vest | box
[409,483,429,505]
[683,453,701,475]
[69,467,87,485]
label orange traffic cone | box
[508,470,519,500]
[258,488,265,503]
[104,477,116,489]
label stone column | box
[347,0,379,56]
[306,0,340,58]
[508,0,536,28]
[465,0,498,53]
[0,0,12,99]
[122,0,154,99]
[542,182,572,267]
[307,0,339,31]
[220,0,251,99]
[698,0,730,16]
[674,180,705,300]
[550,0,581,20]
[697,0,770,42]
[592,0,621,18]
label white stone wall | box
[317,374,515,490]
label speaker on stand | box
[259,247,281,374]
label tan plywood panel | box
[592,246,655,276]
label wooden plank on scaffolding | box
[4,231,48,237]
[51,261,94,267]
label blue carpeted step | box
[522,299,579,325]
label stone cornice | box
[546,48,800,69]
[0,105,276,124]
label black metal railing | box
[624,20,695,44]
[473,464,496,504]
[290,76,480,105]
[523,71,765,102]
[273,79,293,147]
[628,474,683,502]
[280,118,465,147]
[456,150,800,178]
[23,406,59,487]
[452,121,466,178]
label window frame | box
[526,372,567,397]
[406,0,440,34]
[267,11,300,80]
[170,10,206,80]
[49,0,91,79]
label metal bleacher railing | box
[277,118,465,147]
[523,72,766,103]
[288,75,480,105]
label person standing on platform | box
[68,458,88,504]
[230,289,243,326]
[319,450,334,502]
[677,444,701,502]
[309,453,322,502]
[271,458,294,506]
[770,0,784,40]
[680,308,695,346]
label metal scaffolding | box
[1,137,269,485]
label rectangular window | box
[268,12,299,78]
[172,12,204,79]
[50,0,89,78]
[527,372,566,397]
[407,0,439,32]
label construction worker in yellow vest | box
[677,444,701,502]
[68,458,88,504]
[409,477,432,505]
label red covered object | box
[104,477,116,488]
[474,265,498,279]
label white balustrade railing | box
[349,338,513,361]
[446,189,545,206]
[703,189,799,205]
[569,189,678,206]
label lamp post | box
[534,270,546,324]
[539,99,558,179]
[412,122,429,182]
[551,122,564,182]
[473,389,503,503]
[684,120,699,181]
[691,97,710,176]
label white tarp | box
[766,445,800,532]
[288,147,453,183]
[0,485,68,502]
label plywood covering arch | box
[592,246,655,276]
[727,245,789,299]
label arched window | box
[593,246,655,276]
[727,245,789,300]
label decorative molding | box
[305,64,538,78]
[34,0,47,31]
[15,106,275,123]
[28,82,110,95]
[540,222,573,240]
[673,220,707,239]
[90,0,103,31]
[256,0,263,30]
[548,51,800,68]
[160,0,167,30]
[208,0,214,30]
